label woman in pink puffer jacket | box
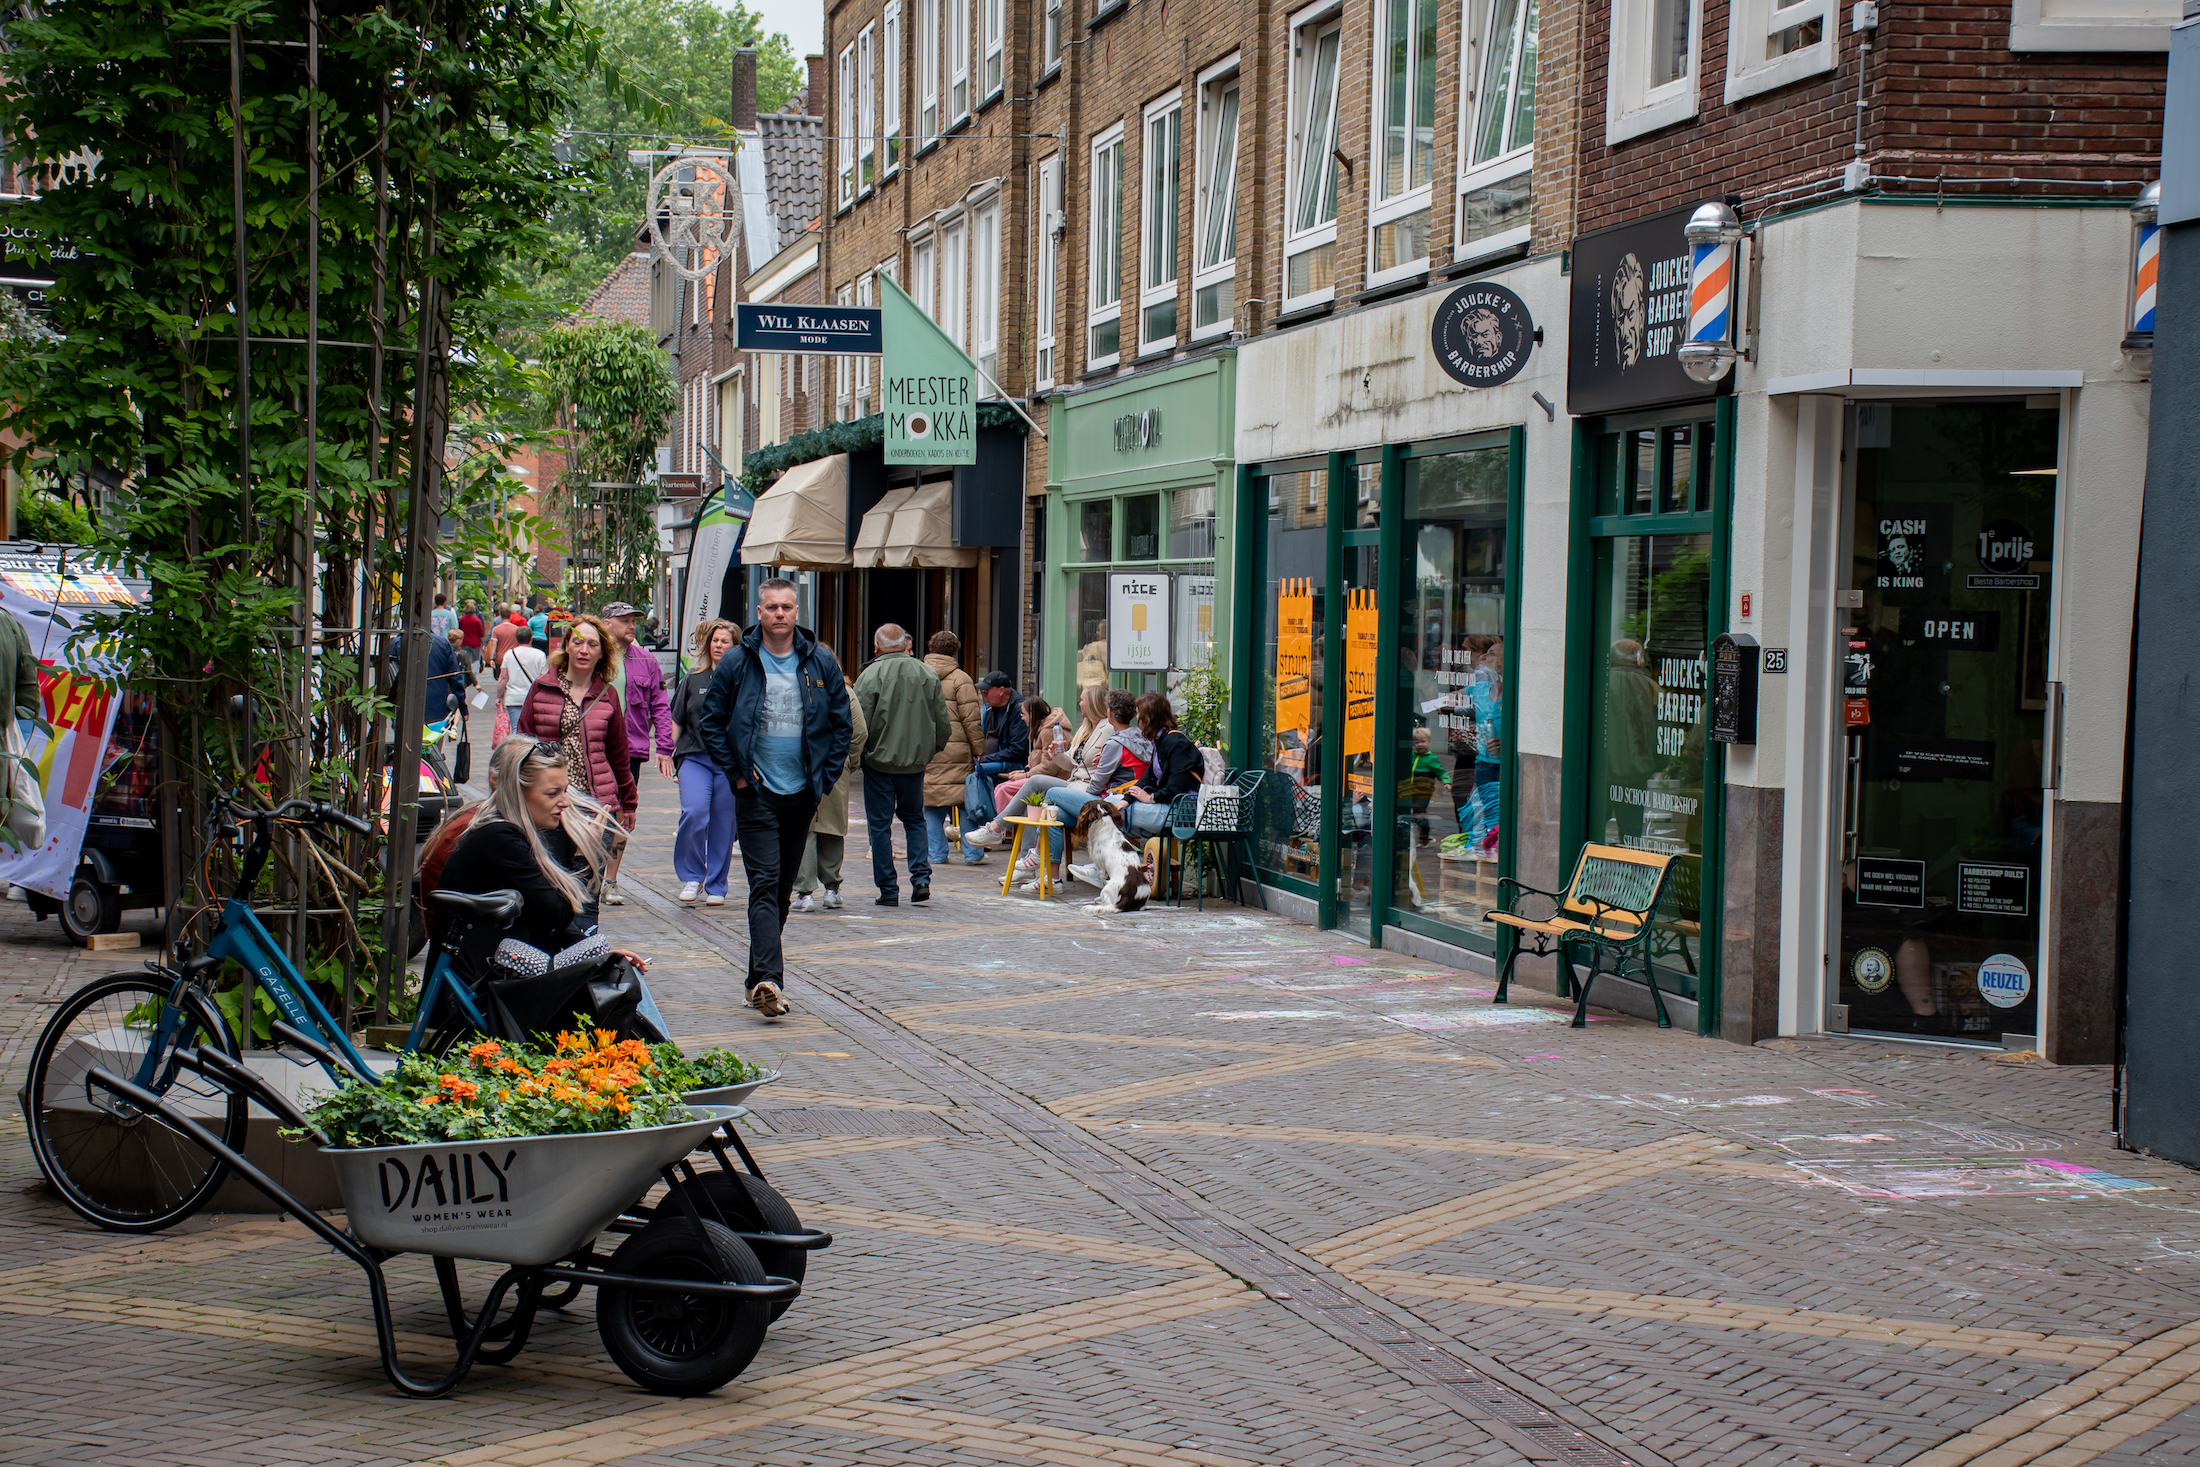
[516,613,638,825]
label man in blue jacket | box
[697,578,852,1018]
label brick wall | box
[1576,0,2165,234]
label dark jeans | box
[734,782,819,991]
[862,767,930,895]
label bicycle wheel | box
[24,973,248,1232]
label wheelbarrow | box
[81,1056,824,1399]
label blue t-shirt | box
[753,646,807,795]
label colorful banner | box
[0,661,122,899]
[1275,579,1313,738]
[880,275,977,466]
[1343,587,1378,759]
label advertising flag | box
[881,275,977,466]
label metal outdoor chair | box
[1166,769,1268,912]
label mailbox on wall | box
[1710,632,1760,745]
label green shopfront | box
[1042,356,1238,711]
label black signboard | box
[1431,280,1534,388]
[1567,206,1730,417]
[1873,503,1947,595]
[1976,519,2037,573]
[1898,609,2001,650]
[736,303,882,354]
[1856,857,1927,908]
[1709,632,1759,745]
[1957,861,2032,917]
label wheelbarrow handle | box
[538,1263,802,1303]
[169,1045,331,1148]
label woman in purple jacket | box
[598,601,674,906]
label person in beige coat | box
[792,682,867,911]
[921,630,985,865]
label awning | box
[850,487,916,568]
[878,481,977,569]
[740,454,850,568]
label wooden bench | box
[1484,844,1680,1028]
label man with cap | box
[599,600,675,906]
[957,671,1028,861]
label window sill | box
[1354,271,1428,306]
[1085,0,1129,31]
[1132,344,1176,365]
[1724,45,1835,105]
[1270,299,1334,329]
[1188,322,1232,344]
[978,86,1005,113]
[1039,62,1063,87]
[1447,238,1528,275]
[1079,361,1121,381]
[1605,87,1698,146]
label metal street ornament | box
[645,154,738,280]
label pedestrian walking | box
[669,619,740,906]
[792,676,867,913]
[515,612,636,857]
[430,591,457,644]
[495,623,548,745]
[488,604,522,676]
[426,625,466,725]
[697,578,852,1018]
[599,600,674,906]
[921,630,985,867]
[458,599,485,679]
[851,622,949,907]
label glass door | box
[1833,399,2058,1043]
[1340,463,1383,937]
[1255,465,1328,887]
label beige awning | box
[878,481,977,569]
[850,487,916,568]
[740,454,850,568]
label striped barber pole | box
[1687,238,1734,347]
[2133,222,2159,334]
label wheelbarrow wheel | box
[597,1217,771,1396]
[656,1172,808,1321]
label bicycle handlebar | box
[221,796,374,838]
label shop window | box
[1141,95,1183,353]
[1036,155,1061,388]
[1257,467,1329,881]
[1169,484,1215,559]
[1071,570,1110,691]
[1606,420,1714,515]
[1459,0,1536,263]
[1123,493,1161,560]
[1369,0,1437,283]
[1284,9,1343,308]
[1192,65,1240,339]
[884,3,902,173]
[1078,498,1114,561]
[1089,126,1126,366]
[1605,0,1701,144]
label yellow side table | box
[999,813,1061,899]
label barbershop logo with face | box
[1611,253,1648,370]
[1431,280,1535,389]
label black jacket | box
[438,817,590,972]
[697,623,853,800]
[981,696,1029,766]
[426,635,466,723]
[1138,730,1204,803]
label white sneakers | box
[705,893,725,906]
[821,887,843,910]
[678,881,701,903]
[789,892,816,914]
[748,980,789,1017]
[962,824,1008,850]
[602,880,624,906]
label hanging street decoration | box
[645,153,738,279]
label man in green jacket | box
[853,623,949,906]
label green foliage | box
[740,405,1034,500]
[537,318,677,610]
[541,0,802,301]
[1174,657,1230,751]
[15,488,94,545]
[650,1042,766,1092]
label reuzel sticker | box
[1976,952,2033,1009]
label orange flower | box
[439,1075,481,1101]
[466,1040,502,1063]
[420,1094,441,1107]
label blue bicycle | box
[19,794,519,1233]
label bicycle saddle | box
[428,888,524,922]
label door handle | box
[2041,680,2064,793]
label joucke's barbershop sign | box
[1567,206,1731,417]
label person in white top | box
[495,624,550,746]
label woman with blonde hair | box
[516,613,636,904]
[669,618,740,903]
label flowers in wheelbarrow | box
[302,1030,695,1149]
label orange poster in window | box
[1344,588,1378,759]
[1274,579,1313,739]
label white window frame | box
[1605,0,1702,145]
[834,283,855,420]
[1044,0,1064,73]
[973,201,1000,381]
[759,355,781,448]
[836,43,857,208]
[1724,0,1833,102]
[912,232,937,320]
[1457,0,1536,264]
[859,23,878,191]
[1139,91,1183,355]
[1190,61,1241,341]
[884,3,903,173]
[949,0,971,122]
[856,272,876,415]
[1368,0,1437,286]
[920,0,941,144]
[715,367,745,475]
[983,0,1004,100]
[879,254,899,288]
[1036,154,1061,388]
[1284,5,1344,312]
[2011,0,2177,50]
[941,212,968,350]
[1088,124,1126,369]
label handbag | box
[1195,788,1241,834]
[4,716,45,850]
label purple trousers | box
[674,756,737,895]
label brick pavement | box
[2,770,2198,1465]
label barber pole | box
[1678,200,1744,384]
[2128,180,2161,350]
[1688,236,1733,348]
[2133,221,2159,334]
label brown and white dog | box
[1067,801,1153,912]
